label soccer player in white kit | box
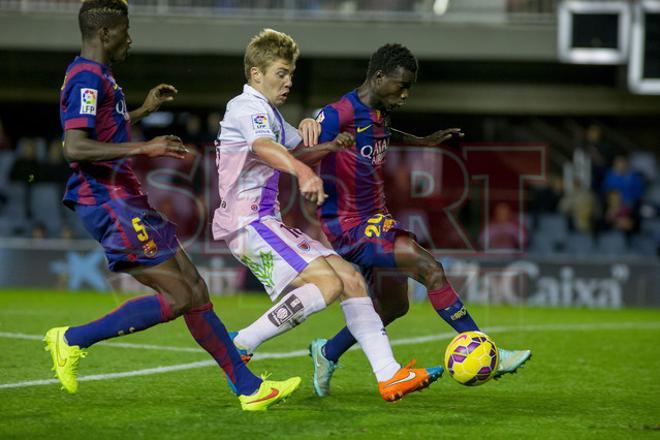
[213,29,443,402]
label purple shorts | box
[75,195,178,272]
[330,214,415,283]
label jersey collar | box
[75,56,109,72]
[243,84,269,103]
[348,89,384,122]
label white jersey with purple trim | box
[213,84,302,239]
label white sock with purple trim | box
[234,283,326,352]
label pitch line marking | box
[0,321,658,390]
[2,321,659,354]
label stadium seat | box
[0,151,14,188]
[640,218,660,240]
[537,213,568,247]
[528,231,555,255]
[643,183,660,206]
[30,183,62,237]
[4,183,27,222]
[563,233,595,256]
[0,216,12,236]
[596,231,627,256]
[629,234,658,257]
[629,151,656,183]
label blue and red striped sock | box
[184,303,261,396]
[428,284,479,333]
[64,294,173,349]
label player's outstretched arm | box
[294,132,354,166]
[63,129,188,162]
[391,127,464,147]
[252,137,327,205]
[129,84,178,124]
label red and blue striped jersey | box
[59,56,142,207]
[316,90,391,243]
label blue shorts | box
[330,213,415,287]
[75,195,179,272]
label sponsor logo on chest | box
[359,137,389,165]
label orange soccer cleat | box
[378,360,443,402]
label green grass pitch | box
[1,289,659,439]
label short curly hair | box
[366,43,418,79]
[79,0,128,40]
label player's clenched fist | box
[142,84,178,114]
[329,132,354,151]
[298,167,327,206]
[141,135,188,159]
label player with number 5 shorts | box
[44,0,299,411]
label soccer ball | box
[444,331,499,386]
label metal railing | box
[0,0,561,23]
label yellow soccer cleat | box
[44,326,87,394]
[238,376,301,411]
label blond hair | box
[244,28,300,81]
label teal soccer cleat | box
[309,338,337,397]
[425,365,445,383]
[494,348,532,379]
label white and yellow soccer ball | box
[444,331,499,386]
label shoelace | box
[403,359,417,370]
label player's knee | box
[159,291,188,318]
[190,276,210,308]
[161,284,205,317]
[339,269,368,299]
[315,274,344,303]
[381,298,409,323]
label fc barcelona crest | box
[143,240,158,258]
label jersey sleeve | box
[316,106,340,144]
[282,120,303,150]
[62,70,105,130]
[230,100,277,151]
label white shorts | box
[226,217,337,301]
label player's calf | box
[233,283,329,352]
[403,250,480,334]
[232,256,345,352]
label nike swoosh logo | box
[55,332,67,367]
[245,387,279,404]
[383,371,416,388]
[356,124,372,133]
